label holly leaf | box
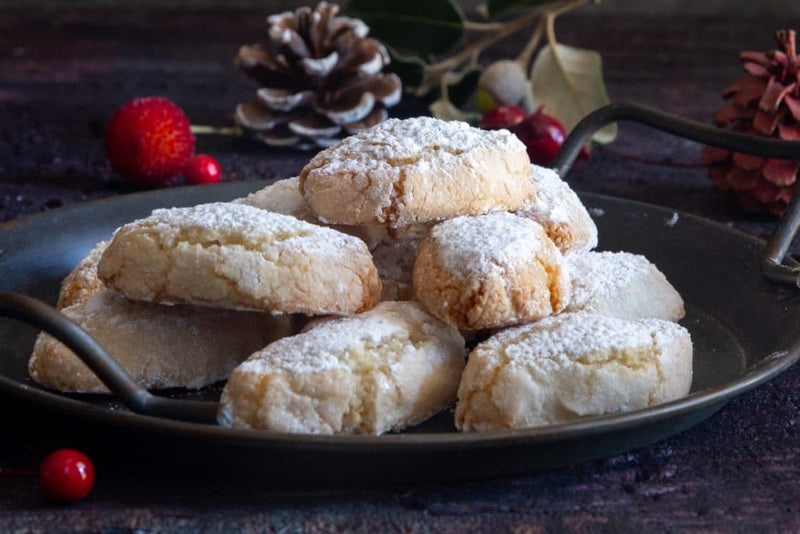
[486,0,562,19]
[385,46,428,89]
[446,65,483,107]
[530,43,616,144]
[345,0,465,56]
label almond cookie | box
[455,312,693,431]
[565,251,685,321]
[299,116,534,228]
[219,301,466,435]
[97,202,381,315]
[234,176,389,250]
[515,165,598,255]
[57,240,109,309]
[371,235,423,301]
[413,212,571,330]
[29,290,288,393]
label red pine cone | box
[702,29,800,216]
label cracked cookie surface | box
[413,212,571,330]
[97,202,381,315]
[299,117,534,228]
[219,301,466,435]
[455,312,693,431]
[57,239,109,309]
[515,165,598,255]
[234,176,389,250]
[565,251,685,321]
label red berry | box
[184,154,222,185]
[479,104,527,130]
[510,108,567,166]
[105,97,195,186]
[39,449,95,504]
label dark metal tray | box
[2,181,799,485]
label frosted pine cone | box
[234,2,402,149]
[702,29,800,215]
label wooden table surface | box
[2,7,800,532]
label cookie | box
[455,312,693,431]
[565,251,685,321]
[57,240,109,309]
[299,116,534,228]
[97,202,381,315]
[412,212,571,330]
[219,301,466,435]
[515,165,598,255]
[371,235,422,301]
[234,176,389,250]
[29,290,288,393]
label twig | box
[416,0,589,99]
[190,125,240,136]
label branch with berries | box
[345,0,615,165]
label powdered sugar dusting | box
[518,165,575,223]
[302,116,532,226]
[234,177,316,222]
[430,213,547,276]
[566,251,658,310]
[488,312,660,364]
[133,202,366,259]
[313,117,523,176]
[237,301,446,375]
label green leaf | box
[385,46,428,89]
[530,43,617,144]
[345,0,465,56]
[486,0,561,19]
[445,65,483,107]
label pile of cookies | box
[29,116,692,435]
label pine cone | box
[702,29,800,215]
[234,2,402,148]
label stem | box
[416,0,591,99]
[421,9,543,83]
[515,17,545,71]
[190,125,240,136]
[462,21,507,32]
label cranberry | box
[184,154,222,185]
[39,449,95,503]
[479,104,527,130]
[510,108,569,166]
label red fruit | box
[479,104,527,130]
[105,97,195,186]
[184,154,222,185]
[39,449,95,504]
[510,108,567,166]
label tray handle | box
[0,292,221,424]
[553,101,800,287]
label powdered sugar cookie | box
[234,176,389,250]
[299,116,534,228]
[57,240,109,309]
[98,202,381,315]
[29,290,288,393]
[455,312,693,431]
[515,165,597,255]
[413,212,571,330]
[219,301,466,435]
[372,235,423,301]
[565,251,685,321]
